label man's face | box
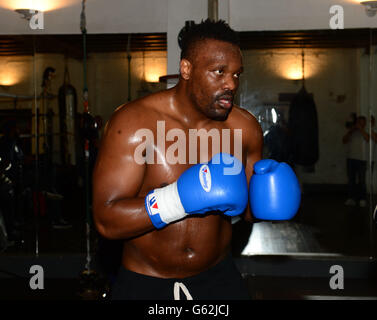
[185,39,243,121]
[357,117,366,128]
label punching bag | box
[288,87,319,167]
[58,80,78,166]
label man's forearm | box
[93,197,155,240]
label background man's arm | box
[358,127,370,142]
[92,108,155,240]
[372,130,377,143]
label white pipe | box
[0,92,57,100]
[0,92,34,99]
[208,0,218,21]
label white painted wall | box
[229,0,377,31]
[0,0,168,34]
[1,0,377,35]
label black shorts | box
[110,254,250,300]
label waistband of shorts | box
[117,252,234,283]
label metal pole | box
[368,29,375,260]
[33,35,40,257]
[127,34,132,102]
[80,0,92,272]
[208,0,219,21]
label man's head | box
[357,116,367,128]
[42,67,56,88]
[178,19,242,121]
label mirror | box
[233,29,377,259]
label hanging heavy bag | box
[58,66,78,166]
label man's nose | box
[222,74,237,92]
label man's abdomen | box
[122,214,232,278]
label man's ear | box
[180,59,192,80]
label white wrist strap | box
[145,181,187,228]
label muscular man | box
[92,19,263,300]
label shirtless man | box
[92,19,263,300]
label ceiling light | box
[15,8,38,21]
[361,1,377,17]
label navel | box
[184,247,195,259]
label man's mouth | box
[217,96,233,109]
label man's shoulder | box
[110,90,170,126]
[103,92,169,148]
[230,105,261,130]
[116,91,166,115]
[228,106,263,151]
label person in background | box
[342,115,370,208]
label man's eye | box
[215,70,224,75]
[234,73,241,79]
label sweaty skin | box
[92,39,263,279]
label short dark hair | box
[179,19,240,61]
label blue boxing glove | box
[145,153,248,229]
[249,159,301,220]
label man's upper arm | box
[92,108,146,212]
